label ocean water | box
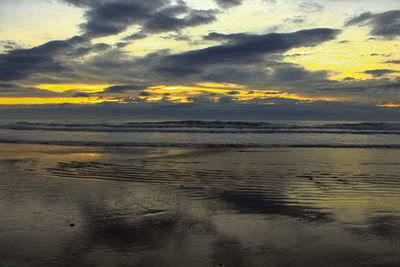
[0,120,400,147]
[0,119,399,266]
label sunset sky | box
[0,0,399,119]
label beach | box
[1,144,399,266]
[2,0,400,265]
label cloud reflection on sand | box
[0,145,399,266]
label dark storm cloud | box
[380,82,400,91]
[65,0,217,38]
[273,66,328,82]
[218,96,235,103]
[199,66,270,84]
[203,32,253,42]
[0,35,114,82]
[81,0,166,37]
[385,60,400,64]
[70,30,338,91]
[142,8,218,33]
[346,12,374,25]
[363,69,398,77]
[345,10,400,38]
[123,32,149,41]
[314,79,400,98]
[68,43,111,57]
[228,90,240,95]
[158,28,340,74]
[61,0,106,7]
[116,32,149,48]
[139,91,151,96]
[104,84,147,93]
[317,85,367,93]
[0,83,60,97]
[73,92,91,97]
[0,36,87,81]
[215,0,242,8]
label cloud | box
[308,78,400,106]
[68,43,111,57]
[61,0,107,7]
[285,16,306,24]
[199,66,270,85]
[346,12,374,25]
[228,90,240,95]
[298,1,323,12]
[0,35,114,82]
[161,32,191,41]
[81,0,165,38]
[218,96,235,103]
[0,83,60,97]
[272,66,328,83]
[142,8,218,34]
[73,92,91,97]
[203,32,253,42]
[380,81,400,91]
[104,84,148,93]
[215,0,242,9]
[385,60,400,64]
[346,10,400,39]
[66,0,217,39]
[123,32,149,41]
[363,69,398,77]
[0,36,87,81]
[157,28,340,75]
[116,32,149,48]
[0,40,22,52]
[139,91,151,96]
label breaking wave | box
[1,138,400,148]
[1,121,400,134]
[1,120,400,148]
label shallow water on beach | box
[0,144,399,266]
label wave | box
[1,121,400,134]
[1,138,400,148]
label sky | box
[0,0,399,120]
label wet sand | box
[0,144,399,266]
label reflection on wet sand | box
[0,144,399,266]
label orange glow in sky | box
[378,103,400,108]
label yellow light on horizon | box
[36,84,112,93]
[1,83,342,105]
[145,85,340,103]
[196,82,246,89]
[145,96,164,102]
[0,97,116,105]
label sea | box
[0,119,400,147]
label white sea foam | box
[0,120,399,148]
